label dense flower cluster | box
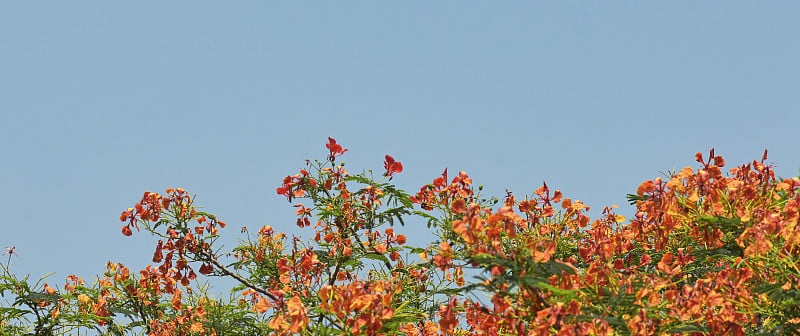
[2,141,799,336]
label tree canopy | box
[2,139,799,335]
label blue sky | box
[1,2,798,293]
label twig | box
[199,249,278,302]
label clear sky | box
[2,2,798,293]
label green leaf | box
[341,258,363,268]
[532,281,578,299]
[755,283,785,297]
[0,306,30,318]
[665,323,709,333]
[107,305,136,317]
[517,275,548,289]
[405,247,427,254]
[626,194,650,205]
[543,259,577,275]
[363,253,391,264]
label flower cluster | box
[4,141,799,336]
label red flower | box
[153,241,164,263]
[325,137,348,162]
[383,155,403,180]
[199,263,213,275]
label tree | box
[1,139,799,335]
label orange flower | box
[171,290,182,311]
[189,322,204,333]
[77,294,92,305]
[268,314,287,330]
[450,198,466,214]
[286,296,309,333]
[2,246,16,256]
[438,296,459,332]
[254,297,271,314]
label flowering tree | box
[1,139,799,335]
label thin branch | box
[531,287,551,308]
[199,249,278,302]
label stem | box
[317,257,343,325]
[531,287,551,309]
[198,249,278,302]
[28,300,47,336]
[133,298,151,335]
[353,234,393,271]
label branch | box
[531,287,551,309]
[199,249,278,302]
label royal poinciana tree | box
[1,138,799,335]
